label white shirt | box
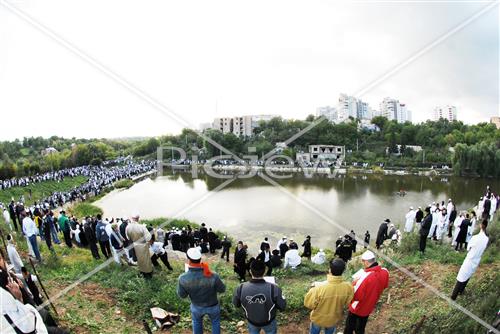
[457,230,489,282]
[7,244,23,274]
[284,249,301,269]
[0,288,48,334]
[150,242,166,255]
[311,251,326,265]
[404,210,416,232]
[22,217,38,237]
[3,210,10,223]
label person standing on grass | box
[364,231,370,249]
[6,234,23,274]
[3,207,12,231]
[304,259,354,334]
[221,236,231,262]
[58,210,72,248]
[177,248,226,334]
[375,219,389,249]
[22,211,42,262]
[344,251,389,334]
[233,260,286,334]
[451,219,489,300]
[419,207,432,254]
[8,200,18,232]
[302,236,312,260]
[84,217,100,260]
[234,241,247,282]
[455,213,471,251]
[126,213,153,279]
[95,215,111,259]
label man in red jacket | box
[344,250,389,334]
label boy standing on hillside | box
[304,259,354,334]
[233,260,286,334]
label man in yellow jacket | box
[304,259,354,334]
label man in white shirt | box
[22,212,41,262]
[451,219,489,300]
[404,207,416,233]
[284,246,301,269]
[3,209,12,231]
[6,235,23,274]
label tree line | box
[1,117,499,179]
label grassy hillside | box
[0,176,88,205]
[0,201,498,333]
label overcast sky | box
[0,0,498,140]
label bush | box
[114,179,134,189]
[70,203,103,218]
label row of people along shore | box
[0,185,497,334]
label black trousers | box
[89,241,100,259]
[63,230,72,248]
[221,248,230,261]
[99,240,111,258]
[419,234,427,253]
[11,215,18,231]
[151,253,173,270]
[451,279,469,300]
[344,311,369,334]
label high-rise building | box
[433,105,457,121]
[337,94,358,122]
[316,106,337,122]
[212,115,277,136]
[491,116,500,129]
[380,97,411,123]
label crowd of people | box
[0,167,497,334]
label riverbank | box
[166,163,454,177]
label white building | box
[296,145,345,163]
[212,115,277,136]
[380,97,411,123]
[337,94,358,122]
[433,105,457,121]
[316,106,337,122]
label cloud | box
[0,0,497,140]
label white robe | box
[457,231,489,282]
[311,251,326,265]
[490,196,497,217]
[436,214,448,240]
[428,210,440,238]
[404,210,416,233]
[451,217,463,246]
[466,217,476,243]
[7,243,24,274]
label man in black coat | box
[260,237,270,252]
[455,214,471,251]
[207,228,217,254]
[376,219,390,249]
[8,201,18,231]
[200,223,208,243]
[84,218,100,260]
[221,236,231,262]
[415,207,424,224]
[301,236,312,260]
[234,241,247,282]
[335,235,353,262]
[419,207,432,254]
[279,241,289,259]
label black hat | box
[384,219,391,223]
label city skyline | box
[0,1,498,141]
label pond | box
[95,169,499,249]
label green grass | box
[0,176,88,205]
[68,203,103,218]
[113,179,134,189]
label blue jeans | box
[248,319,277,334]
[28,235,41,261]
[50,225,61,244]
[310,322,336,334]
[190,304,220,334]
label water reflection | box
[95,169,499,249]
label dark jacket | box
[420,213,432,236]
[415,209,424,223]
[233,279,286,327]
[95,221,109,242]
[177,268,226,307]
[456,219,471,243]
[376,223,388,246]
[302,239,312,256]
